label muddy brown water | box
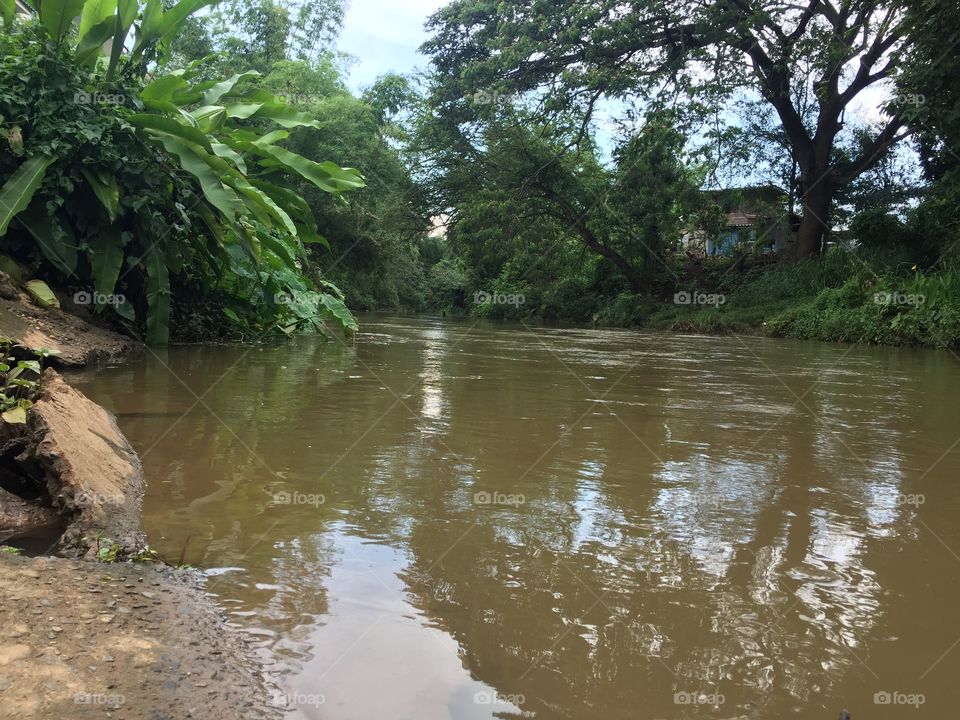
[72,314,960,720]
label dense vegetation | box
[1,0,958,350]
[0,0,362,344]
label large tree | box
[423,0,915,257]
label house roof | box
[725,211,757,228]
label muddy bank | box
[0,287,279,720]
[0,295,140,368]
[0,554,279,720]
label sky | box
[336,0,448,92]
[333,0,900,176]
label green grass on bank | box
[593,251,960,350]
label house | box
[682,185,799,257]
[14,1,33,16]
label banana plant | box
[126,63,364,342]
[0,0,219,267]
[0,0,365,344]
[12,0,210,75]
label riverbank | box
[0,280,279,720]
[0,555,278,719]
[464,253,960,350]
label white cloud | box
[337,0,448,91]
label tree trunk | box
[547,192,647,294]
[795,174,833,258]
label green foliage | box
[423,0,914,258]
[0,336,52,424]
[583,250,960,350]
[96,536,120,562]
[0,6,363,344]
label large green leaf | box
[0,154,54,237]
[224,99,320,129]
[134,0,216,60]
[76,18,119,65]
[18,202,78,276]
[80,169,120,222]
[129,113,213,151]
[78,0,117,40]
[252,146,365,195]
[227,177,296,235]
[1,0,15,29]
[144,133,243,221]
[202,71,260,105]
[107,0,138,81]
[141,74,191,111]
[192,106,227,133]
[39,0,84,43]
[258,232,297,270]
[145,248,170,345]
[320,293,358,333]
[87,228,125,303]
[210,141,246,173]
[24,279,60,309]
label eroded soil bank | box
[0,281,279,720]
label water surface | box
[74,315,960,719]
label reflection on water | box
[72,315,960,719]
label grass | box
[592,250,960,350]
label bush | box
[0,9,362,344]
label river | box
[73,314,960,719]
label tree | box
[423,0,915,257]
[420,103,707,295]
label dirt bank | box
[0,295,140,368]
[0,286,279,720]
[0,554,279,720]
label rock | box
[0,271,19,301]
[11,370,145,557]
